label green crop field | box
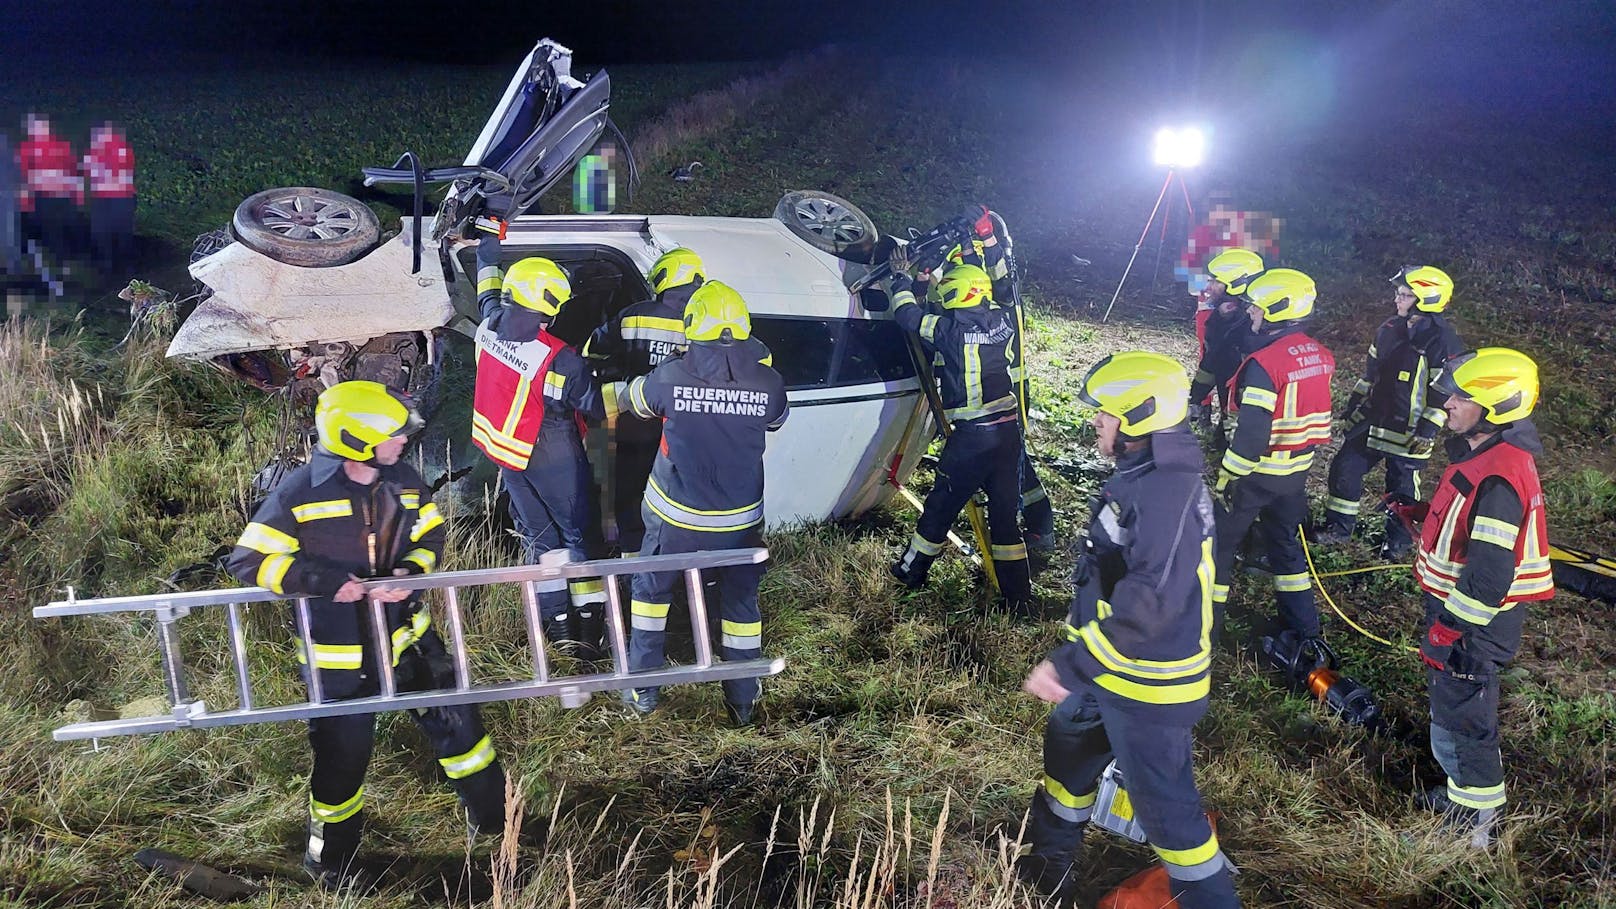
[1,47,1613,909]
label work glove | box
[1407,434,1436,457]
[887,246,914,293]
[966,204,995,240]
[1420,615,1466,671]
[1213,468,1239,513]
[1382,492,1429,535]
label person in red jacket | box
[17,113,81,259]
[1402,347,1552,848]
[83,122,136,277]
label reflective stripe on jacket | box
[1052,431,1216,722]
[1416,427,1554,620]
[226,451,445,669]
[471,322,569,470]
[1347,314,1462,458]
[1224,331,1334,476]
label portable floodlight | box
[1152,126,1205,169]
[1102,127,1206,321]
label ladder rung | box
[48,658,787,741]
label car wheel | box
[773,190,879,261]
[231,187,382,267]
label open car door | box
[432,39,615,237]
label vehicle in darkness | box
[167,39,934,530]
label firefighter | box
[226,381,504,890]
[1187,248,1264,433]
[81,122,137,278]
[470,235,615,659]
[584,247,706,556]
[620,281,788,723]
[1316,266,1462,558]
[1401,348,1553,848]
[917,208,1056,552]
[16,113,80,258]
[1019,352,1239,909]
[888,252,1034,615]
[1212,268,1335,642]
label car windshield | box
[750,316,916,391]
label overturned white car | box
[169,39,936,530]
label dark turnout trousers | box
[1321,428,1423,555]
[304,630,504,868]
[1025,683,1238,908]
[627,508,768,708]
[896,419,1032,605]
[1423,592,1523,815]
[1213,470,1319,639]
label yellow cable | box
[1298,529,1419,654]
[1313,563,1408,579]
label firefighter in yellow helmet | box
[1212,268,1336,644]
[1398,348,1553,848]
[1188,248,1264,435]
[888,250,1034,615]
[226,381,504,890]
[1316,266,1462,558]
[914,206,1057,552]
[584,247,708,555]
[470,235,617,659]
[1020,352,1239,908]
[618,281,788,722]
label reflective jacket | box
[624,340,788,531]
[1415,420,1554,626]
[584,283,698,381]
[82,133,135,199]
[471,238,612,471]
[1343,313,1462,458]
[1052,430,1216,722]
[227,450,445,670]
[892,290,1020,427]
[17,133,80,210]
[1223,329,1335,478]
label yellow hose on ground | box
[1297,528,1419,654]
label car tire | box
[231,187,381,267]
[773,190,879,261]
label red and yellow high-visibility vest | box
[471,322,568,471]
[1416,440,1554,618]
[1229,334,1335,453]
[83,135,135,198]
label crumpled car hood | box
[167,231,455,359]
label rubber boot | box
[622,686,659,716]
[1016,796,1084,900]
[543,615,581,658]
[725,700,755,727]
[1417,787,1497,850]
[890,546,936,589]
[1310,512,1355,546]
[573,603,606,664]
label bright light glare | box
[1153,127,1205,168]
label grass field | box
[2,46,1614,909]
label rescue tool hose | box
[1297,528,1418,654]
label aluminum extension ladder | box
[34,548,784,742]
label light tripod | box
[1101,167,1196,323]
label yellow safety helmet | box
[1434,347,1539,425]
[683,280,752,342]
[314,380,423,461]
[1077,351,1190,437]
[649,247,706,295]
[1392,265,1454,313]
[1206,248,1264,295]
[503,256,572,317]
[936,264,993,309]
[1243,267,1317,323]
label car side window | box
[750,317,917,391]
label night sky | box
[5,0,1615,122]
